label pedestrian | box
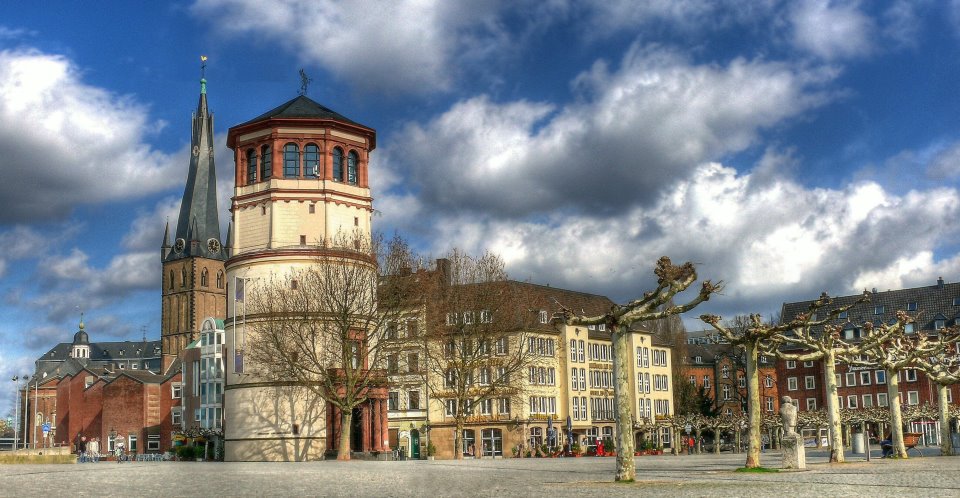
[687,436,695,455]
[596,439,605,457]
[79,436,87,461]
[117,437,126,463]
[880,432,893,458]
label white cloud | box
[0,49,181,223]
[191,0,510,95]
[789,0,875,60]
[380,46,837,222]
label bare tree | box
[557,257,721,481]
[419,250,544,460]
[244,233,419,460]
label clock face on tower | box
[207,238,221,253]
[174,238,186,253]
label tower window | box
[260,145,272,179]
[181,268,187,287]
[333,147,344,181]
[300,235,306,246]
[246,149,257,184]
[347,150,359,185]
[309,204,315,214]
[216,270,224,289]
[200,268,208,287]
[354,217,358,227]
[283,143,299,178]
[304,143,320,178]
[169,270,174,290]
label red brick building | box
[684,337,780,417]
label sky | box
[3,0,960,413]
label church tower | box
[160,73,227,366]
[222,94,376,461]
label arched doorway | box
[410,429,420,459]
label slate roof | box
[781,278,960,336]
[236,95,362,128]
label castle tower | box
[160,74,227,366]
[222,95,376,461]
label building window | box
[283,143,299,177]
[347,150,359,185]
[877,392,889,407]
[703,376,710,389]
[765,397,774,412]
[538,310,548,324]
[260,145,272,179]
[862,394,874,408]
[332,147,344,181]
[216,270,224,289]
[445,399,457,416]
[388,391,399,411]
[147,434,160,451]
[181,267,187,287]
[787,377,798,391]
[498,398,510,415]
[246,149,257,183]
[859,371,872,385]
[304,143,320,177]
[408,390,420,410]
[722,385,731,400]
[695,356,702,364]
[838,311,848,319]
[200,268,208,287]
[874,305,884,315]
[907,302,917,311]
[905,322,915,334]
[738,376,746,388]
[907,391,919,405]
[936,318,946,330]
[876,370,886,384]
[721,365,730,379]
[804,376,815,390]
[480,310,492,323]
[805,398,816,410]
[482,428,503,457]
[846,395,858,409]
[786,360,796,369]
[172,383,182,399]
[764,376,773,388]
[803,361,813,367]
[407,353,419,373]
[845,372,856,387]
[904,369,917,382]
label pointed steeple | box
[161,219,171,260]
[167,63,225,262]
[224,221,233,258]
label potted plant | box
[426,441,436,460]
[194,444,206,461]
[571,443,582,457]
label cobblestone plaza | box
[2,450,959,497]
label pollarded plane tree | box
[699,294,863,469]
[761,292,900,463]
[419,250,543,460]
[854,323,943,459]
[245,233,421,460]
[555,257,721,481]
[901,325,960,456]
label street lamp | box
[11,376,20,451]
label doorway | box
[410,429,420,459]
[351,407,363,451]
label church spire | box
[167,57,225,262]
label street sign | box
[42,423,51,436]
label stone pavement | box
[1,449,959,497]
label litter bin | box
[852,433,865,454]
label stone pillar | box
[363,403,371,452]
[781,433,806,470]
[372,400,381,451]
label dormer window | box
[538,310,548,324]
[954,297,960,306]
[905,323,915,334]
[874,305,884,315]
[907,302,917,311]
[935,319,946,330]
[838,311,848,319]
[695,356,702,364]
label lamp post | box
[11,376,20,451]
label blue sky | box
[3,0,960,412]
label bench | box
[881,432,923,457]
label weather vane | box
[299,68,312,96]
[201,55,208,79]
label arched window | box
[347,150,359,185]
[283,143,299,177]
[304,144,320,178]
[168,270,174,290]
[200,268,209,287]
[181,268,187,288]
[216,270,224,289]
[332,147,344,181]
[260,145,272,179]
[246,149,257,184]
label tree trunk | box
[454,417,465,460]
[744,341,762,468]
[822,352,844,463]
[939,384,952,456]
[611,326,635,481]
[338,410,352,461]
[670,426,679,456]
[886,368,907,458]
[695,428,702,454]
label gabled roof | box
[237,95,361,127]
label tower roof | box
[166,77,225,262]
[237,95,360,127]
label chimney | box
[938,276,945,289]
[436,258,452,285]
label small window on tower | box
[354,217,359,227]
[300,235,306,246]
[309,204,315,214]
